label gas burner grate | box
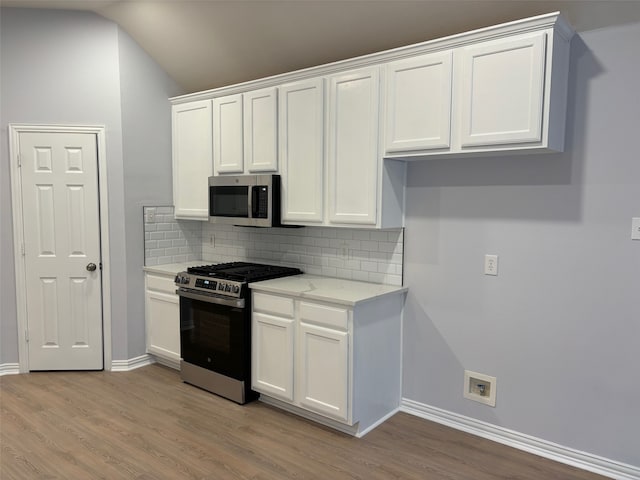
[187,262,302,282]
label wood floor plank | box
[0,365,608,480]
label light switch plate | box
[632,218,640,240]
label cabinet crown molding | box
[171,11,574,105]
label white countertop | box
[249,274,407,306]
[143,261,204,276]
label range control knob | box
[232,285,240,294]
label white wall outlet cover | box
[464,370,497,407]
[145,207,156,223]
[484,254,499,275]
[632,217,640,240]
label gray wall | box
[402,21,640,466]
[118,27,182,358]
[0,8,181,363]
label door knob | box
[86,263,97,272]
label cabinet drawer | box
[253,292,294,318]
[299,302,349,330]
[146,274,177,295]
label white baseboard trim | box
[149,354,180,371]
[111,354,155,372]
[0,363,20,376]
[401,398,640,480]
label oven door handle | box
[176,289,246,308]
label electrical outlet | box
[484,254,499,276]
[145,208,156,223]
[339,241,349,259]
[464,370,497,407]
[632,218,640,240]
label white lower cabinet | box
[298,322,349,422]
[251,286,404,436]
[252,312,295,401]
[145,272,180,369]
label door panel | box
[213,94,244,173]
[279,78,325,223]
[19,131,103,370]
[459,32,547,147]
[252,312,294,401]
[172,100,213,220]
[328,67,379,225]
[385,51,452,152]
[298,322,349,422]
[244,87,278,172]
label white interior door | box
[18,131,103,370]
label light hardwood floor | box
[1,364,606,479]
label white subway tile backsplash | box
[143,206,203,265]
[201,223,404,286]
[143,205,404,286]
[361,261,378,273]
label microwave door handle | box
[250,186,259,218]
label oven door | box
[179,292,248,381]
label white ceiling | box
[3,0,640,94]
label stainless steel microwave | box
[208,174,282,227]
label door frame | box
[9,124,112,373]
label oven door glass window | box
[180,297,247,380]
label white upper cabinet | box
[459,31,546,148]
[328,67,380,226]
[213,93,244,174]
[279,79,325,224]
[244,87,278,172]
[385,51,453,153]
[213,88,278,175]
[171,100,213,220]
[172,13,574,227]
[381,14,573,158]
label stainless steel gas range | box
[174,262,302,404]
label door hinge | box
[17,153,22,168]
[25,330,29,343]
[21,243,25,256]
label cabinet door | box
[385,51,452,153]
[146,290,180,364]
[252,312,295,401]
[213,93,244,173]
[328,67,379,226]
[172,101,213,220]
[459,31,547,147]
[279,78,325,223]
[244,87,278,173]
[298,322,349,422]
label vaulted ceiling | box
[3,0,640,94]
